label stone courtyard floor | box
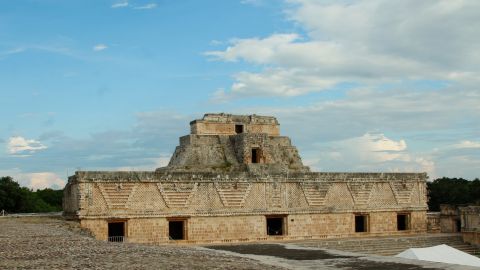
[0,217,280,269]
[203,243,476,270]
[0,216,476,269]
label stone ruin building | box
[459,206,480,247]
[63,113,428,243]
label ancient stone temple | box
[63,113,428,243]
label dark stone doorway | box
[455,219,461,232]
[235,124,244,134]
[267,217,284,235]
[108,222,125,242]
[397,214,409,231]
[355,215,368,232]
[169,220,185,240]
[251,148,260,163]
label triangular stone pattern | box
[390,181,415,204]
[347,182,374,205]
[301,182,331,206]
[98,183,137,209]
[369,183,398,207]
[324,183,354,208]
[215,182,252,207]
[157,183,198,208]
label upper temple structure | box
[161,113,309,174]
[63,113,428,244]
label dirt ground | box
[0,217,282,270]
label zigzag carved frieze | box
[215,182,252,207]
[390,181,415,204]
[347,182,374,205]
[157,182,198,208]
[97,183,137,209]
[301,182,332,206]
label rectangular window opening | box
[108,222,125,242]
[235,124,244,134]
[397,214,410,231]
[251,148,260,163]
[169,220,185,240]
[355,215,368,233]
[266,217,284,236]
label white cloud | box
[336,133,407,163]
[453,140,480,149]
[134,3,157,10]
[301,132,436,177]
[231,82,479,179]
[111,1,129,8]
[212,68,337,101]
[206,34,300,63]
[207,0,480,99]
[0,169,64,190]
[27,172,65,190]
[93,44,108,51]
[111,1,157,10]
[7,136,47,155]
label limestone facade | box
[427,212,441,233]
[460,206,480,246]
[439,204,461,233]
[63,113,428,244]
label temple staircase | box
[294,233,480,256]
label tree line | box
[427,177,480,211]
[0,175,479,213]
[0,176,63,213]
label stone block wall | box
[460,206,480,231]
[64,114,429,244]
[191,122,280,136]
[439,204,461,232]
[66,172,427,219]
[166,133,308,173]
[69,171,428,244]
[440,216,459,232]
[63,181,80,217]
[410,211,428,232]
[460,205,480,246]
[427,212,441,233]
[81,210,427,244]
[80,219,108,241]
[190,114,280,136]
[128,218,169,243]
[463,231,480,247]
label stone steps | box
[294,234,480,256]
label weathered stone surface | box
[460,205,480,246]
[63,113,429,244]
[164,114,308,174]
[190,113,279,136]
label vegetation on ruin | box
[427,177,480,211]
[0,176,63,213]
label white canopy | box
[395,244,480,267]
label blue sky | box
[1,0,479,189]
